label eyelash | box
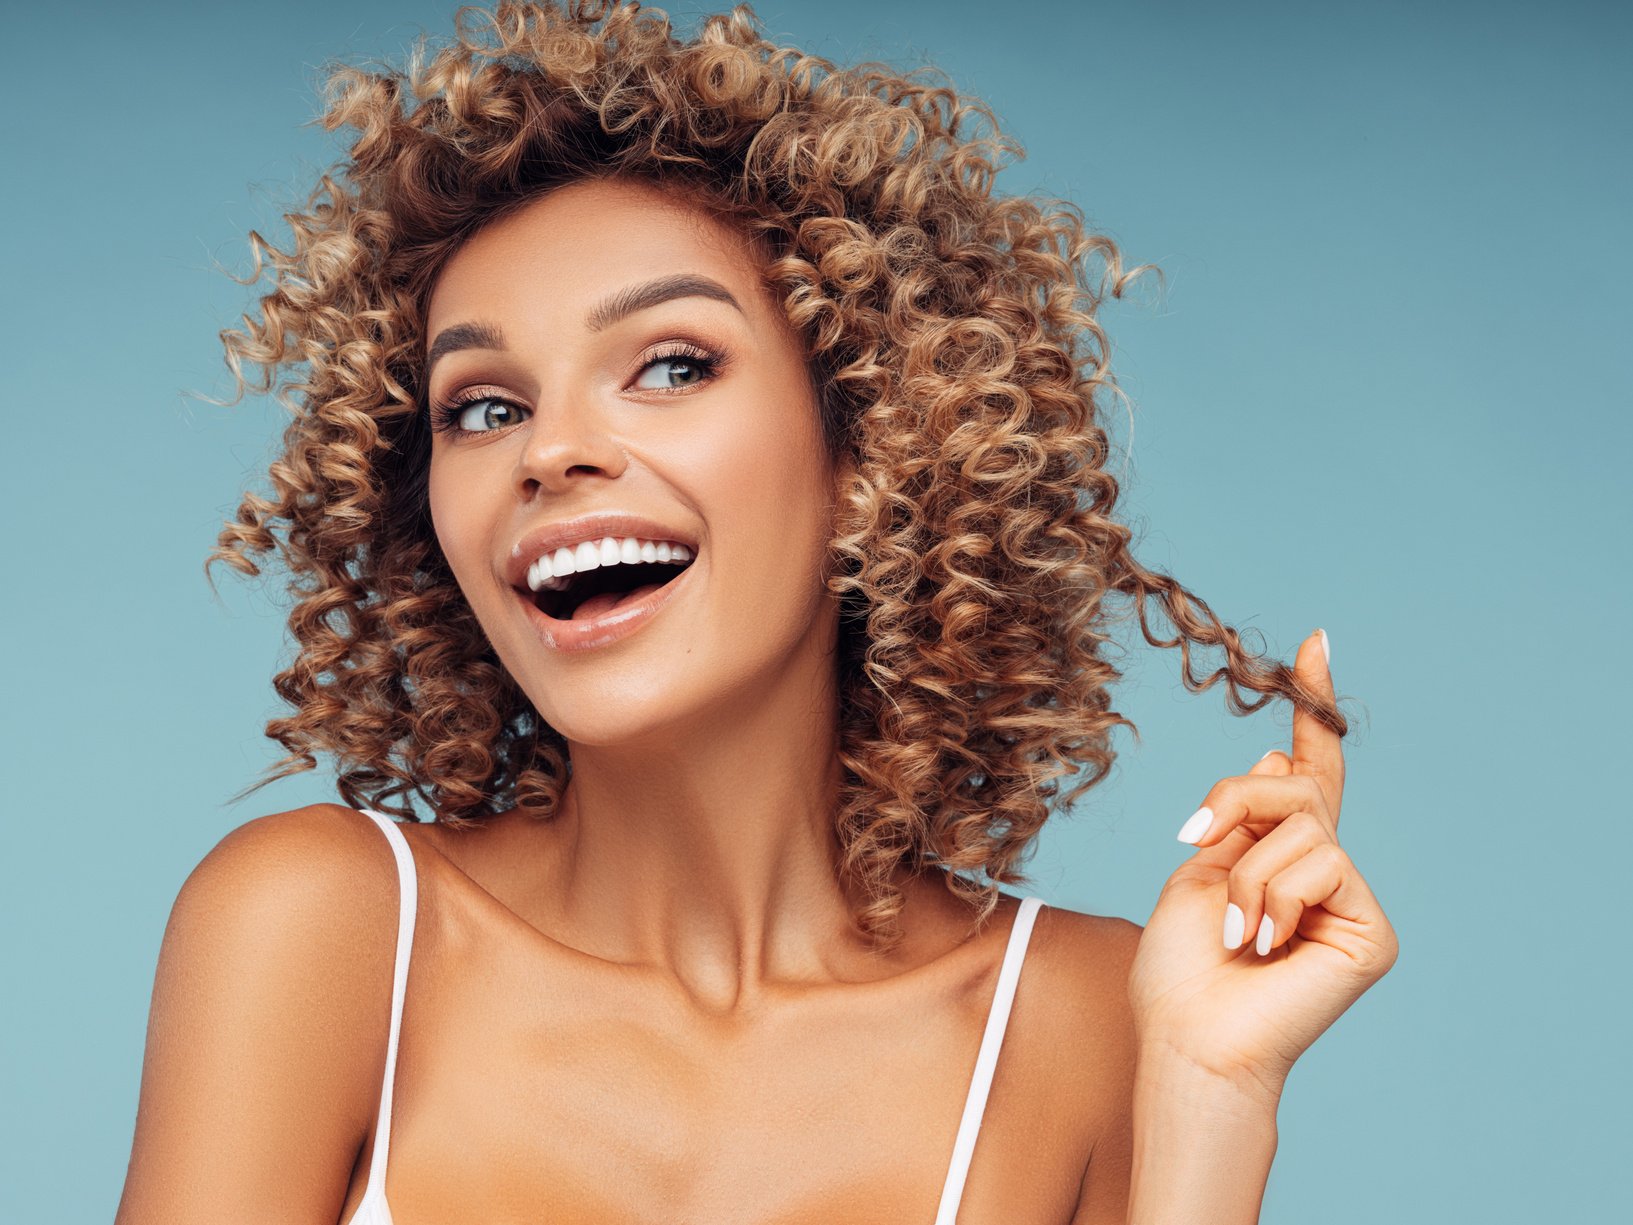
[428,342,725,436]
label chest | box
[339,889,1091,1224]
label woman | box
[116,2,1398,1221]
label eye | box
[431,394,530,435]
[631,345,722,393]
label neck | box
[539,643,894,1012]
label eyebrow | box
[424,273,745,379]
[425,321,505,375]
[586,272,743,332]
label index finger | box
[1291,627,1345,824]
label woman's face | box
[424,177,841,747]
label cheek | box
[699,403,834,604]
[426,454,490,592]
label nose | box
[511,397,630,500]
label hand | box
[1127,628,1400,1105]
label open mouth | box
[529,555,695,622]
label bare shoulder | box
[1031,904,1143,989]
[165,801,411,972]
[161,800,410,992]
[1021,903,1142,1223]
[195,800,406,881]
[116,803,408,1223]
[1023,903,1142,1043]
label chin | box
[534,670,712,749]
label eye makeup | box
[427,339,729,437]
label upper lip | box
[505,512,699,589]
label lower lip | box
[515,562,696,653]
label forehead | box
[426,178,766,329]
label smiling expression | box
[423,177,844,748]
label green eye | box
[433,395,529,434]
[634,355,708,391]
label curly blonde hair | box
[208,0,1347,949]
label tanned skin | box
[117,179,1142,1225]
[119,174,1398,1225]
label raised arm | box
[1065,907,1281,1225]
[115,805,402,1225]
[1087,630,1398,1224]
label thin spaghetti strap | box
[354,808,419,1199]
[932,894,1045,1225]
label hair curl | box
[208,0,1348,950]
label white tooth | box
[538,552,555,580]
[552,546,577,576]
[575,540,601,571]
[620,537,642,565]
[527,559,544,591]
[656,541,672,562]
[640,540,658,562]
[599,537,621,565]
[672,544,691,562]
[544,575,568,591]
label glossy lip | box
[515,552,697,652]
[505,511,699,591]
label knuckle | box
[1299,774,1328,811]
[1287,810,1328,844]
[1226,858,1261,894]
[1262,876,1293,912]
[1311,841,1349,874]
[1381,929,1401,970]
[1207,776,1245,809]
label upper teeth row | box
[526,536,694,592]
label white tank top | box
[345,807,1045,1224]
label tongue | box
[569,581,667,621]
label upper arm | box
[1062,914,1142,1225]
[115,804,400,1225]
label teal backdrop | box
[3,1,1627,1220]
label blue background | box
[4,1,1627,1220]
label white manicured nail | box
[1258,749,1277,762]
[1316,627,1330,666]
[1255,914,1275,956]
[1176,807,1214,844]
[1224,903,1245,949]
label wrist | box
[1134,1035,1287,1123]
[1127,1040,1281,1225]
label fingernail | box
[1315,627,1330,667]
[1258,749,1277,762]
[1255,914,1275,955]
[1224,902,1245,949]
[1176,806,1214,844]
